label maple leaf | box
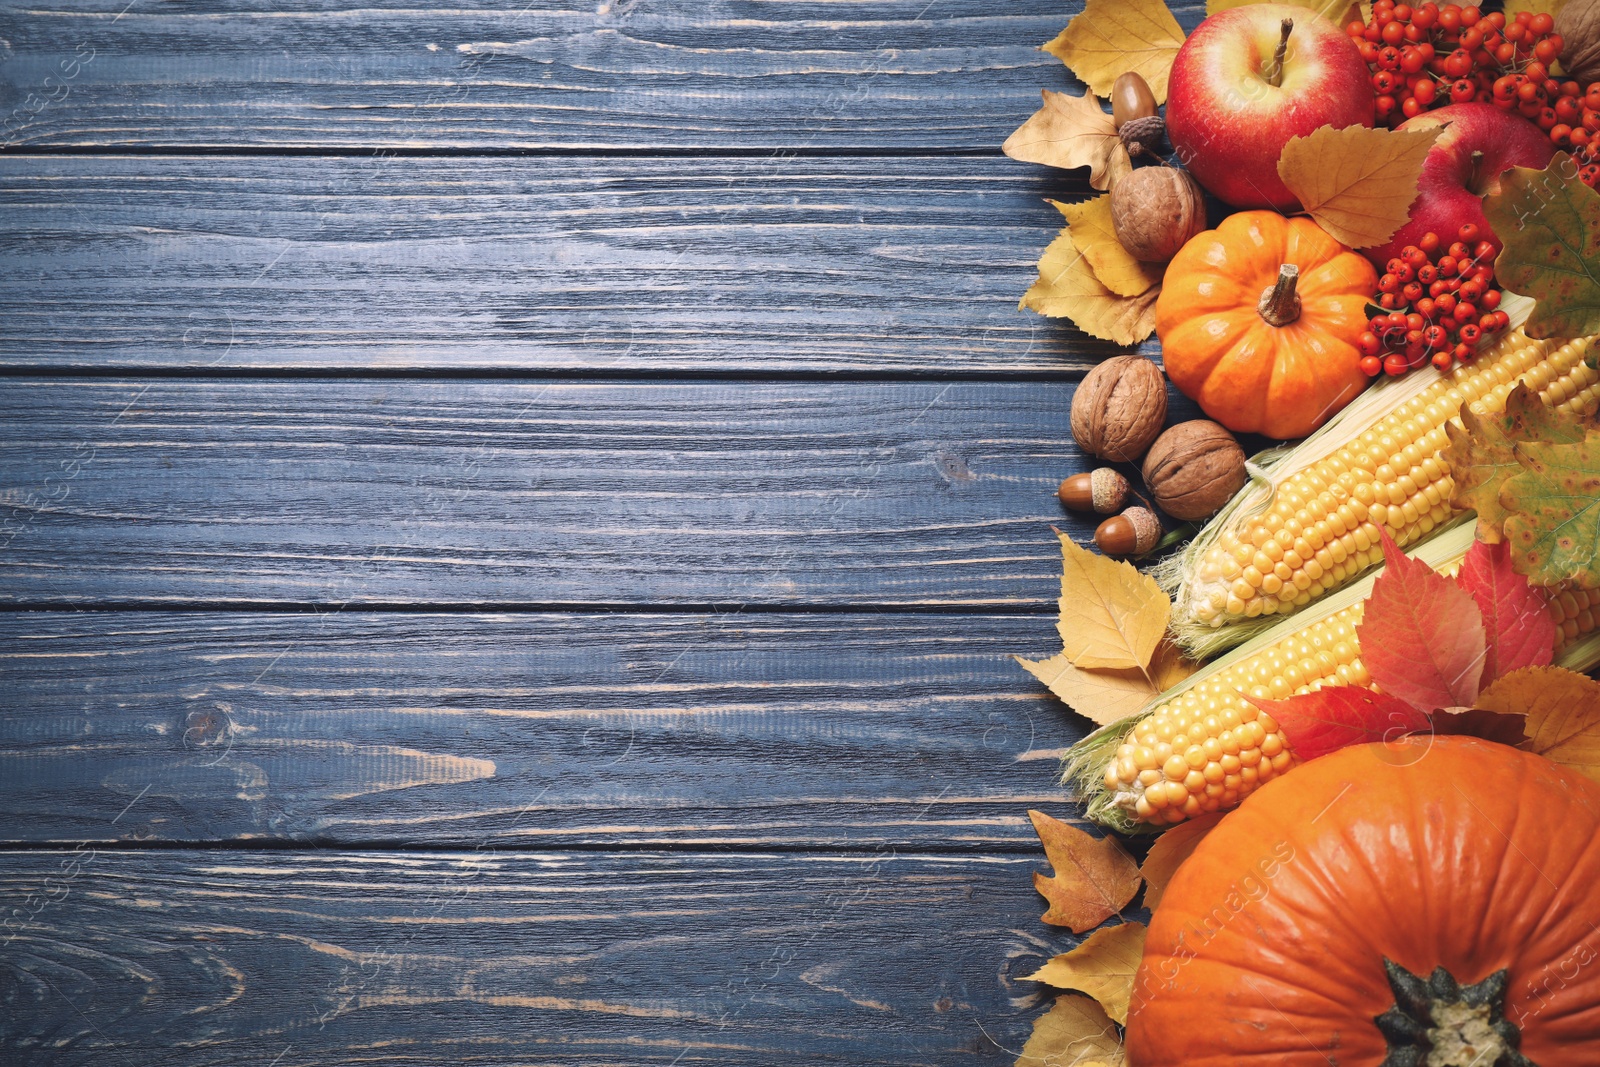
[1025,923,1147,1025]
[1028,809,1142,931]
[1138,811,1221,911]
[1044,0,1186,105]
[1357,528,1487,709]
[1455,537,1556,686]
[1483,153,1600,339]
[1059,197,1166,299]
[1021,226,1161,346]
[1003,91,1128,192]
[1431,706,1529,746]
[1501,429,1600,589]
[1049,532,1170,671]
[1250,688,1430,761]
[1019,639,1197,727]
[1017,994,1127,1067]
[1444,381,1591,541]
[1207,0,1363,24]
[1277,124,1443,249]
[1478,665,1600,780]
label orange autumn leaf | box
[1016,993,1128,1067]
[1003,90,1128,191]
[1479,665,1600,781]
[1025,923,1147,1024]
[1138,811,1222,911]
[1029,809,1142,931]
[1276,124,1442,249]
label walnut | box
[1558,0,1600,86]
[1109,165,1206,263]
[1141,420,1248,522]
[1070,356,1168,463]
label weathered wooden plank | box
[0,154,1145,374]
[0,378,1200,606]
[0,0,1201,151]
[0,849,1066,1065]
[0,611,1088,847]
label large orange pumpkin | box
[1127,736,1600,1065]
[1156,212,1378,441]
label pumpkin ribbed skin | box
[1156,212,1377,440]
[1127,736,1600,1065]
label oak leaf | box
[1501,429,1600,589]
[1003,91,1127,191]
[1456,537,1556,685]
[1444,382,1591,541]
[1060,197,1166,299]
[1051,532,1170,670]
[1483,154,1600,339]
[1277,124,1443,249]
[1044,0,1186,105]
[1478,665,1600,780]
[1250,687,1430,761]
[1018,639,1197,727]
[1206,0,1363,26]
[1029,809,1142,931]
[1017,994,1127,1067]
[1357,528,1487,709]
[1021,226,1161,346]
[1024,923,1147,1024]
[1138,811,1221,911]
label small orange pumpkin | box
[1156,211,1378,440]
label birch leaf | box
[1017,994,1127,1067]
[1018,640,1196,727]
[1003,90,1126,191]
[1021,227,1160,347]
[1060,197,1166,298]
[1045,0,1186,104]
[1024,923,1147,1025]
[1277,124,1443,249]
[1052,531,1169,670]
[1479,665,1600,780]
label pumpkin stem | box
[1257,263,1302,327]
[1266,19,1293,88]
[1374,959,1535,1067]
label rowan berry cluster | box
[1360,224,1511,376]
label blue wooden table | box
[0,3,1200,1061]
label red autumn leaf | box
[1250,688,1430,762]
[1357,528,1488,711]
[1454,537,1556,688]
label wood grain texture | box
[0,154,1156,374]
[0,0,1200,151]
[0,849,1069,1066]
[0,378,1201,606]
[0,611,1091,847]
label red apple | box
[1166,3,1374,210]
[1364,103,1555,267]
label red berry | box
[1448,241,1472,259]
[1531,11,1554,35]
[1479,313,1499,331]
[1493,310,1510,330]
[1413,78,1438,105]
[1438,255,1460,276]
[1402,281,1426,303]
[1459,323,1482,344]
[1451,78,1477,103]
[1473,240,1496,262]
[1406,312,1427,332]
[1454,342,1473,362]
[1415,297,1438,317]
[1358,331,1382,357]
[1480,288,1501,311]
[1433,351,1455,371]
[1383,19,1406,44]
[1420,232,1441,253]
[1439,5,1461,31]
[1454,300,1478,323]
[1362,354,1385,376]
[1445,48,1474,77]
[1436,292,1458,314]
[1457,222,1480,243]
[1385,353,1411,375]
[1458,279,1484,302]
[1418,264,1440,285]
[1379,272,1401,293]
[1460,5,1480,26]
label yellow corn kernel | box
[1173,331,1597,644]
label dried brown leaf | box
[1277,124,1443,249]
[1059,197,1166,299]
[1044,0,1186,104]
[1016,994,1127,1067]
[1029,809,1142,931]
[1137,811,1222,911]
[1024,923,1147,1024]
[1003,91,1125,192]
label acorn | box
[1095,506,1162,557]
[1110,72,1165,159]
[1058,468,1131,515]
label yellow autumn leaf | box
[1024,923,1147,1025]
[1479,665,1600,780]
[1003,91,1128,192]
[1052,532,1169,670]
[1506,0,1567,18]
[1206,0,1363,28]
[1138,811,1222,911]
[1045,0,1186,104]
[1058,198,1165,299]
[1018,640,1196,727]
[1277,124,1443,249]
[1021,228,1160,346]
[1017,994,1127,1067]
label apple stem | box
[1267,18,1293,88]
[1470,149,1486,192]
[1258,264,1302,327]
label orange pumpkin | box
[1156,212,1378,440]
[1126,736,1600,1065]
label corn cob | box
[1070,524,1600,833]
[1160,299,1600,660]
